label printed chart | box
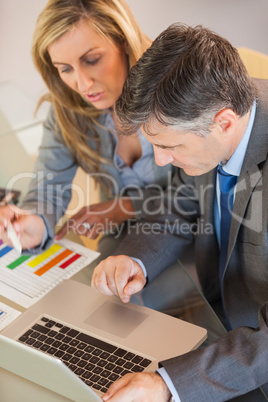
[0,238,99,308]
[0,301,21,331]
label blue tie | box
[218,165,237,330]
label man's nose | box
[153,146,174,166]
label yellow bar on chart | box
[27,244,62,268]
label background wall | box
[1,0,268,104]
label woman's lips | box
[85,92,104,102]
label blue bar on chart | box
[0,246,13,258]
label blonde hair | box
[32,0,151,174]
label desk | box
[0,239,267,400]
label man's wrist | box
[157,367,181,402]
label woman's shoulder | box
[43,104,57,130]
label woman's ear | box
[123,41,130,55]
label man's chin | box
[179,166,209,177]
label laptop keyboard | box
[17,316,152,393]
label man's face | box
[140,119,234,176]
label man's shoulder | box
[252,78,268,98]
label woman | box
[0,0,171,254]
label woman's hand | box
[0,205,45,250]
[55,197,135,240]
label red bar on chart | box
[34,249,73,276]
[60,253,81,269]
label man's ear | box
[214,109,237,136]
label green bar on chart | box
[7,255,32,270]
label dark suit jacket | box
[115,79,268,400]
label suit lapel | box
[225,79,268,270]
[227,161,262,262]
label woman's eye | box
[85,58,99,66]
[61,67,71,73]
[56,65,71,74]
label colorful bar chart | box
[0,238,100,308]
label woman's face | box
[48,19,129,110]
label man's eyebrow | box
[152,143,177,149]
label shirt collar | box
[221,100,256,177]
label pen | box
[7,223,22,254]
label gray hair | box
[115,23,256,137]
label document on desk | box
[0,301,21,330]
[0,238,100,308]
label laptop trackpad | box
[84,301,148,338]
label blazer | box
[115,78,268,400]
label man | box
[91,23,268,401]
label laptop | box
[1,278,207,401]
